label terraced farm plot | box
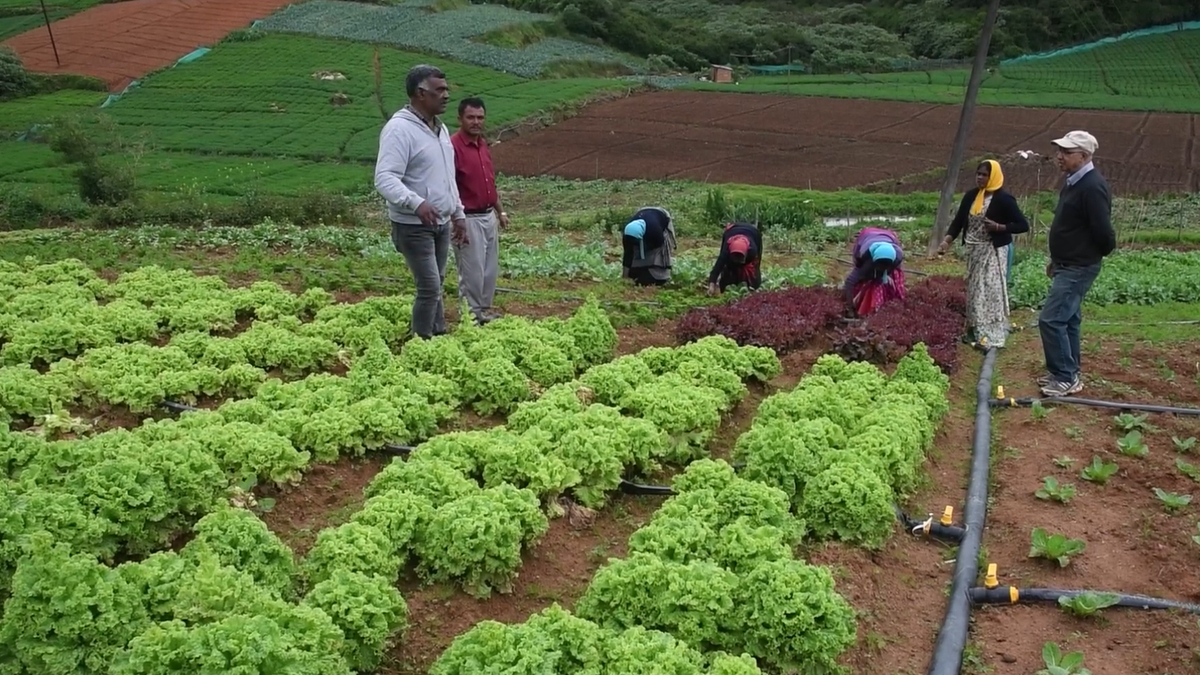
[684,27,1200,115]
[0,89,108,136]
[2,0,310,90]
[0,0,99,41]
[0,140,373,197]
[494,91,1200,195]
[97,34,629,162]
[256,0,641,78]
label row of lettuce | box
[428,346,949,673]
[0,271,783,672]
[240,344,950,673]
[0,257,953,673]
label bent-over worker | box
[621,206,677,286]
[843,226,906,315]
[707,222,763,295]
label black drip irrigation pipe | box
[969,586,1200,614]
[927,347,998,675]
[619,480,675,496]
[991,396,1200,417]
[162,400,200,413]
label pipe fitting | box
[894,506,966,542]
[983,563,999,589]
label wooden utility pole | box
[926,0,1003,256]
[39,0,61,66]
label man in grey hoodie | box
[374,64,468,339]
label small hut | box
[709,64,733,83]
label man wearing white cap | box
[1036,130,1116,397]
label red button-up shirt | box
[451,130,499,212]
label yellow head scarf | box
[970,160,1005,215]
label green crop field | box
[687,27,1200,113]
[0,0,99,40]
[0,89,108,136]
[256,0,641,78]
[0,140,374,199]
[98,34,631,162]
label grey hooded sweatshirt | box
[374,106,466,226]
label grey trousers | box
[453,211,499,319]
[391,220,450,338]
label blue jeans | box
[1038,262,1101,383]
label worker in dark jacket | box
[939,159,1030,348]
[621,206,676,286]
[707,222,763,295]
[1037,130,1116,398]
[843,227,905,315]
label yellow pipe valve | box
[996,385,1005,399]
[940,506,954,526]
[984,563,999,589]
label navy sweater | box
[1048,170,1116,267]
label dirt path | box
[2,0,293,91]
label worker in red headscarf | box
[706,222,763,295]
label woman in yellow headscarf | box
[938,160,1029,348]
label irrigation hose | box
[161,400,200,412]
[618,480,675,496]
[969,587,1200,614]
[927,347,998,675]
[990,396,1200,416]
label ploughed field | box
[492,91,1200,196]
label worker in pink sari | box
[843,227,906,316]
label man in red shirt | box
[450,97,509,325]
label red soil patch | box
[492,91,1200,196]
[972,331,1200,674]
[2,0,295,91]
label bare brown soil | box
[491,91,1200,196]
[975,329,1200,674]
[2,0,296,91]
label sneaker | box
[1040,377,1083,397]
[1037,372,1082,387]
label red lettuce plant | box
[676,286,847,352]
[832,276,967,372]
[677,276,967,372]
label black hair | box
[458,97,486,115]
[405,64,446,98]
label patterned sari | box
[964,193,1010,347]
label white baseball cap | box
[1051,130,1098,155]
